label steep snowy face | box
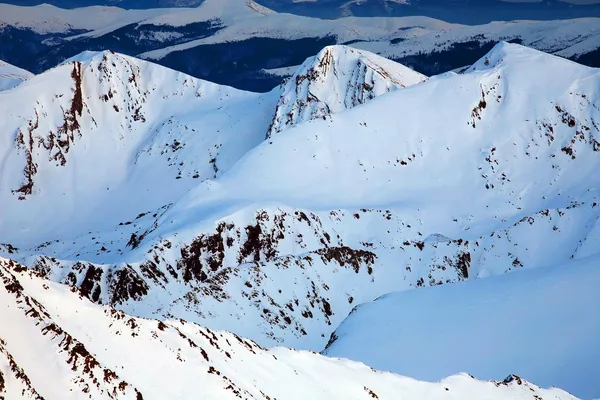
[266,45,426,138]
[0,257,583,400]
[0,59,33,91]
[0,50,277,248]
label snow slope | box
[0,59,33,91]
[0,256,581,400]
[0,49,279,247]
[322,256,600,399]
[267,45,427,137]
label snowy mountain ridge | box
[0,256,581,399]
[0,42,599,398]
[0,49,279,245]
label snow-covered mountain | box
[0,0,598,23]
[267,45,427,137]
[1,42,599,398]
[0,59,33,91]
[0,45,407,248]
[0,256,581,399]
[0,49,278,244]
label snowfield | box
[0,41,599,398]
[323,255,600,399]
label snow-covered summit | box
[468,40,595,75]
[267,45,427,138]
[0,59,33,91]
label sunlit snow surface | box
[324,256,600,399]
[0,59,33,91]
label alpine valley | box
[0,38,599,399]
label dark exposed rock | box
[323,332,338,351]
[79,264,103,303]
[444,251,471,280]
[139,260,168,287]
[13,112,39,199]
[316,246,376,273]
[108,266,149,304]
[0,338,44,400]
[470,87,487,128]
[502,374,523,386]
[364,386,379,399]
[0,243,18,254]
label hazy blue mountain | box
[0,0,598,91]
[0,0,599,23]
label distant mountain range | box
[0,0,599,23]
[0,0,599,91]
